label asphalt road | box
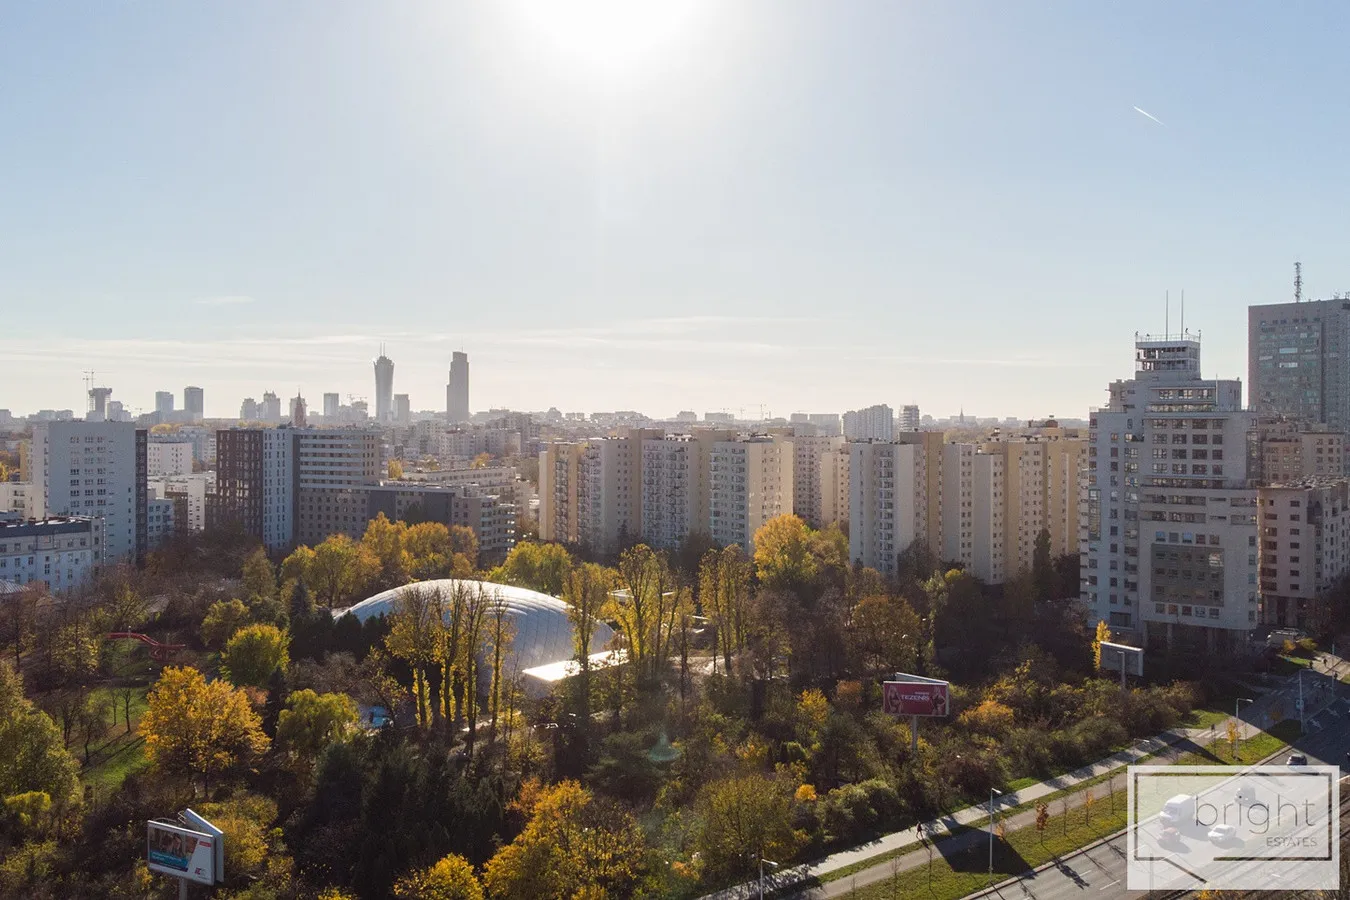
[972,688,1350,900]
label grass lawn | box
[1178,706,1231,730]
[1173,720,1299,767]
[73,681,153,799]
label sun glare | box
[511,0,708,76]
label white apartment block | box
[0,516,99,593]
[849,442,925,577]
[641,435,707,552]
[577,429,661,555]
[148,440,194,476]
[900,405,921,432]
[1082,334,1259,652]
[0,482,30,517]
[148,473,214,532]
[1257,480,1350,631]
[843,404,894,442]
[146,497,176,549]
[708,437,793,553]
[263,429,295,552]
[819,444,850,528]
[32,421,146,565]
[792,435,845,529]
[1260,421,1345,483]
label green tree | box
[201,598,251,649]
[385,585,445,728]
[0,662,80,809]
[140,666,270,791]
[241,547,277,603]
[363,512,411,590]
[275,689,358,770]
[482,781,658,899]
[222,623,291,687]
[308,534,381,609]
[492,541,572,596]
[752,514,817,591]
[280,544,317,590]
[850,593,921,678]
[394,853,483,900]
[695,773,805,882]
[1031,528,1054,600]
[563,563,612,731]
[1092,620,1112,671]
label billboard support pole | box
[1119,648,1127,693]
[179,877,189,900]
[911,715,918,754]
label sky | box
[4,1,1349,421]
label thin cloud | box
[1132,106,1165,127]
[193,295,256,307]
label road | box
[967,688,1350,900]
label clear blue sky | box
[3,1,1346,420]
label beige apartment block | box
[1257,479,1350,631]
[709,437,793,554]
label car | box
[1158,827,1184,848]
[1289,753,1309,766]
[1208,824,1242,847]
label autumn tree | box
[0,586,40,666]
[699,545,752,674]
[201,598,251,649]
[614,544,681,684]
[752,514,817,592]
[363,513,411,590]
[140,666,269,791]
[1092,620,1112,671]
[241,547,277,603]
[106,582,149,633]
[563,563,611,726]
[388,460,405,481]
[482,781,659,899]
[486,594,516,746]
[280,544,317,591]
[0,661,80,809]
[222,623,291,688]
[448,525,479,569]
[308,534,381,608]
[492,542,572,596]
[850,593,922,678]
[695,773,805,882]
[275,689,358,771]
[394,853,483,900]
[385,585,445,729]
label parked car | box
[1159,827,1184,849]
[1289,753,1309,766]
[1208,824,1242,847]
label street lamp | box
[1234,697,1253,758]
[758,856,778,899]
[988,788,1003,882]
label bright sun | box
[511,0,707,75]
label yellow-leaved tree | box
[140,666,269,792]
[1092,620,1112,671]
[393,853,483,900]
[752,514,817,591]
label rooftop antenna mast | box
[1180,289,1185,335]
[1165,291,1169,337]
[1295,261,1303,303]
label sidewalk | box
[701,671,1326,900]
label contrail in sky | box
[1133,106,1165,126]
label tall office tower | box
[261,392,282,422]
[155,391,175,418]
[240,397,259,421]
[1248,296,1350,428]
[31,421,148,565]
[183,386,204,422]
[290,394,307,427]
[708,437,793,553]
[447,351,470,423]
[213,428,295,552]
[1083,331,1258,653]
[374,349,394,423]
[900,405,921,431]
[87,387,112,422]
[842,404,894,441]
[323,393,340,420]
[394,394,411,426]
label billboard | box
[883,679,950,717]
[147,820,216,886]
[1098,641,1144,676]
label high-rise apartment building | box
[447,351,470,424]
[819,443,850,527]
[374,351,394,423]
[850,442,927,577]
[639,431,732,550]
[241,398,259,421]
[577,429,661,554]
[148,440,194,476]
[1256,480,1350,630]
[323,393,340,420]
[1248,298,1350,428]
[792,435,845,528]
[211,428,296,552]
[1083,333,1259,652]
[261,392,282,423]
[394,394,411,427]
[183,386,204,422]
[900,405,921,432]
[1258,420,1345,483]
[31,421,147,565]
[708,437,793,553]
[807,413,842,437]
[155,392,175,418]
[843,404,894,441]
[539,443,586,544]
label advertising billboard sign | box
[147,820,216,886]
[883,679,950,717]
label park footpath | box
[700,670,1324,900]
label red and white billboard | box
[883,679,950,717]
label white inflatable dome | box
[336,579,615,672]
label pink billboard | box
[883,680,950,717]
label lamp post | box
[1234,698,1253,759]
[758,856,778,899]
[988,788,1003,882]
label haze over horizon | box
[5,1,1347,418]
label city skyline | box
[5,3,1345,417]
